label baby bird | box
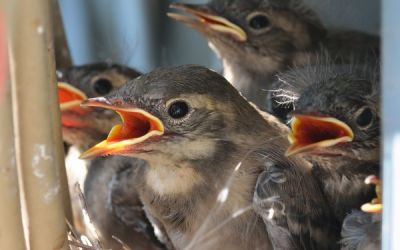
[81,65,340,250]
[276,57,380,222]
[169,0,379,112]
[58,63,163,249]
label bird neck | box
[311,159,379,221]
[142,150,262,200]
[144,162,204,196]
[217,44,322,112]
[222,59,274,111]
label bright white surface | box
[389,136,400,249]
[382,0,400,248]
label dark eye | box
[93,78,113,95]
[271,102,294,123]
[356,107,373,128]
[168,101,189,119]
[248,14,271,30]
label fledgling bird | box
[168,0,379,112]
[58,64,164,250]
[276,58,381,222]
[81,65,340,250]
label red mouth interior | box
[58,86,85,104]
[58,85,91,127]
[198,15,225,26]
[61,115,86,128]
[293,116,351,147]
[106,111,153,142]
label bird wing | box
[108,162,159,234]
[253,160,341,250]
[109,161,173,249]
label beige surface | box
[0,15,26,248]
[8,0,70,249]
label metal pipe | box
[0,11,26,249]
[8,0,69,249]
[382,0,400,249]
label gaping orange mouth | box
[80,98,164,159]
[361,175,382,213]
[168,3,247,42]
[285,115,354,156]
[58,82,87,111]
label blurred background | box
[59,0,381,73]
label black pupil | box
[271,102,294,123]
[168,101,189,119]
[94,78,113,95]
[249,15,270,29]
[356,108,373,127]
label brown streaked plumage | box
[169,0,379,114]
[81,65,340,250]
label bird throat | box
[145,163,204,196]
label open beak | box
[168,3,247,42]
[361,175,382,213]
[58,82,87,111]
[80,97,164,159]
[285,115,354,156]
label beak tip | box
[79,152,91,160]
[361,203,383,214]
[365,175,379,185]
[166,12,179,19]
[284,149,295,157]
[81,97,112,108]
[79,146,102,159]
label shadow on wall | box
[59,0,380,72]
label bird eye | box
[168,101,189,119]
[271,102,294,123]
[93,78,113,95]
[247,13,271,31]
[356,107,373,128]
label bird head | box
[284,63,380,161]
[57,63,141,151]
[169,0,326,75]
[80,65,268,166]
